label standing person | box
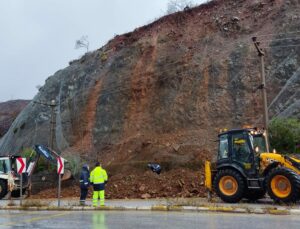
[90,162,108,207]
[79,164,90,206]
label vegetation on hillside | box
[269,118,300,154]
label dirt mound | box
[106,168,205,199]
[30,149,208,199]
[29,168,206,200]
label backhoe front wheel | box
[213,169,245,203]
[266,167,300,203]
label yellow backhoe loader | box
[205,128,300,203]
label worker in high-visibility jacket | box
[90,162,108,207]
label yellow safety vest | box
[90,166,108,184]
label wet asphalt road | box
[0,210,300,229]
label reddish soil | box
[30,168,206,200]
[72,79,103,153]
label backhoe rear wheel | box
[266,167,300,203]
[213,169,245,203]
[0,179,8,199]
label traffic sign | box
[57,157,64,174]
[16,158,26,174]
[57,156,64,207]
[16,157,26,206]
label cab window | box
[232,133,252,163]
[0,159,10,174]
[253,135,267,153]
[218,135,229,159]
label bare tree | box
[75,35,89,52]
[166,0,194,14]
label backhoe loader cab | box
[205,128,300,203]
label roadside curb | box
[0,204,299,215]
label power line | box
[255,30,300,38]
[31,44,265,113]
[259,36,300,43]
[28,37,299,129]
[100,49,275,95]
[262,44,300,49]
[31,41,297,118]
[31,58,260,132]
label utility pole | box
[252,37,270,152]
[33,99,57,170]
[49,99,57,150]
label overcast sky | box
[0,0,206,102]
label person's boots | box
[79,200,85,206]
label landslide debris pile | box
[31,168,205,199]
[2,0,300,198]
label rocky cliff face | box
[1,0,300,170]
[0,100,30,138]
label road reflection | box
[92,212,107,229]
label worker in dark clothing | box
[79,164,90,206]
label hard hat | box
[83,164,89,170]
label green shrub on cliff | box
[269,118,300,154]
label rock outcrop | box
[0,100,30,138]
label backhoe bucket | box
[61,169,72,181]
[34,145,72,181]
